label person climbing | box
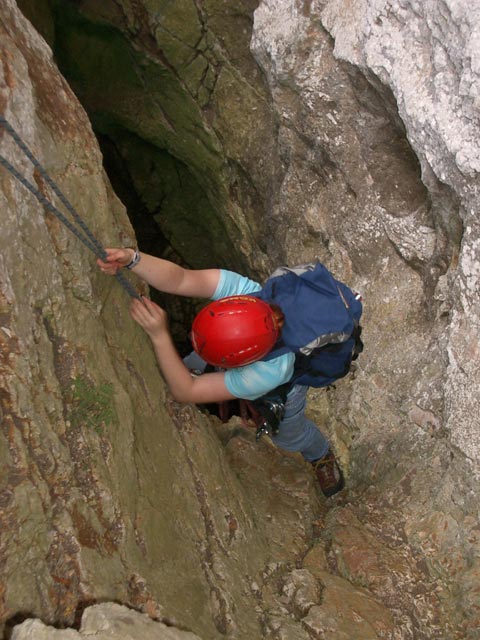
[98,248,346,497]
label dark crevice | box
[96,131,200,352]
[96,132,170,259]
[18,0,252,267]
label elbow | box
[169,387,195,404]
[170,389,186,403]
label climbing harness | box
[218,383,291,441]
[0,115,140,299]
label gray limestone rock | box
[320,0,480,466]
[11,603,202,639]
[252,0,480,636]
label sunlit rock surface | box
[320,0,480,470]
[252,1,480,637]
[11,603,202,639]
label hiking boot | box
[311,450,344,497]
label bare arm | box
[98,248,221,298]
[130,297,236,403]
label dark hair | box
[269,303,285,331]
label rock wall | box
[14,0,288,349]
[251,1,480,637]
[0,3,324,638]
[11,603,203,640]
[2,0,480,639]
[320,0,480,470]
[17,0,281,278]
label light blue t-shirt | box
[212,269,295,400]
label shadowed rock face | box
[2,0,480,638]
[17,0,280,278]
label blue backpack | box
[255,262,363,388]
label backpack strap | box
[350,324,364,361]
[293,324,364,383]
[293,350,350,383]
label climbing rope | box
[0,115,140,299]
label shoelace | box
[312,454,335,469]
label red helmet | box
[191,295,279,368]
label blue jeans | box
[272,384,329,462]
[183,352,330,462]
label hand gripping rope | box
[0,115,140,300]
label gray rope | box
[0,115,140,299]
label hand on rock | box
[130,297,169,339]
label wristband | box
[125,249,141,270]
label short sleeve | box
[211,269,295,400]
[224,353,295,400]
[212,270,261,299]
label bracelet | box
[125,249,141,270]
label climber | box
[97,248,344,497]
